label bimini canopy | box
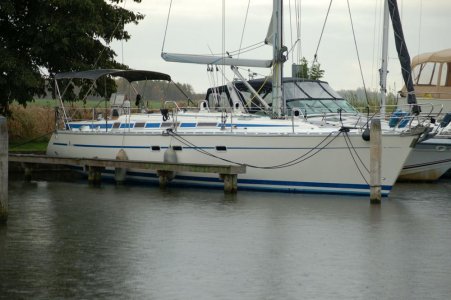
[412,49,451,66]
[54,69,172,82]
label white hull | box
[399,136,451,181]
[48,71,421,197]
[47,128,416,196]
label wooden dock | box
[8,154,246,193]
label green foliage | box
[0,0,144,114]
[338,88,398,113]
[294,57,325,80]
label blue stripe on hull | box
[52,142,364,151]
[403,158,451,170]
[101,169,391,197]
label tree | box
[294,57,325,80]
[0,0,143,114]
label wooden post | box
[88,166,103,186]
[21,162,32,181]
[157,170,174,189]
[370,119,382,204]
[222,174,238,194]
[0,116,8,223]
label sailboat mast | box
[272,0,284,117]
[379,0,390,120]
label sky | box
[110,0,451,95]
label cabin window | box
[440,63,449,86]
[431,63,440,85]
[151,146,160,151]
[198,122,218,127]
[135,122,145,128]
[417,62,437,85]
[113,122,120,129]
[284,82,308,100]
[412,64,421,84]
[215,146,227,151]
[172,146,182,151]
[220,92,231,109]
[298,81,332,98]
[208,93,221,109]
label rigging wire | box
[416,0,423,57]
[238,0,251,59]
[296,0,302,60]
[288,0,302,64]
[161,0,173,53]
[370,0,381,89]
[346,0,370,106]
[93,0,128,68]
[222,0,226,86]
[312,0,333,65]
[342,132,370,185]
[227,41,267,55]
[289,0,294,62]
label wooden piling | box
[222,174,238,193]
[157,170,174,189]
[22,163,32,181]
[88,166,103,186]
[0,116,8,223]
[370,119,382,204]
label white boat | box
[205,76,451,182]
[46,1,424,196]
[399,134,451,181]
[46,69,422,196]
[393,48,451,180]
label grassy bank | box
[5,99,171,152]
[7,103,55,152]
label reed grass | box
[7,104,55,147]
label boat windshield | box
[286,99,358,114]
[284,81,358,115]
[217,78,359,115]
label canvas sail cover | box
[55,69,171,82]
[388,0,419,112]
[161,53,272,68]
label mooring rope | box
[167,129,343,170]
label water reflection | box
[1,180,450,299]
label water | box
[1,179,451,299]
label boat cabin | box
[205,78,358,116]
[401,48,451,99]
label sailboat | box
[46,0,422,196]
[181,0,451,182]
[396,47,451,180]
[380,2,451,181]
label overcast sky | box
[111,0,451,95]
